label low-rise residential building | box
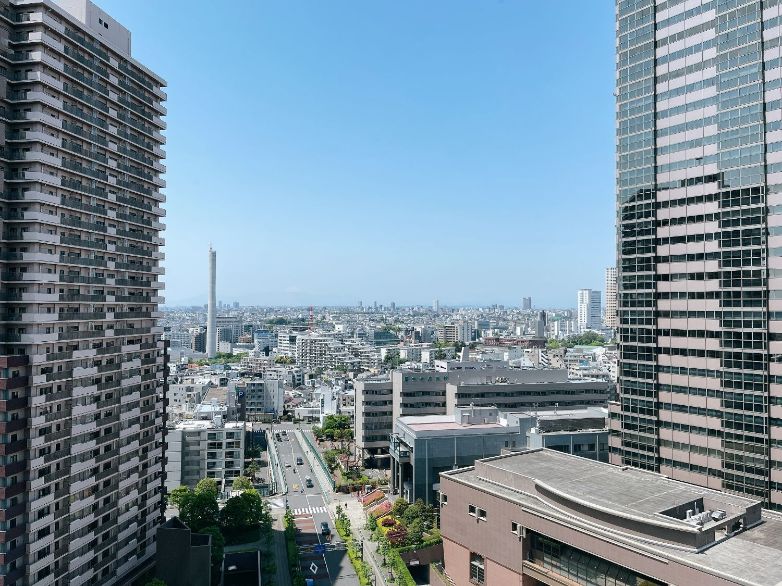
[165,420,245,493]
[436,449,782,586]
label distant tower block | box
[433,299,440,312]
[207,246,217,358]
[522,297,532,311]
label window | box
[511,521,520,535]
[469,552,485,584]
[468,504,476,516]
[440,493,447,506]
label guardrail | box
[267,432,287,495]
[297,429,336,494]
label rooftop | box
[443,449,782,586]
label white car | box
[284,461,291,468]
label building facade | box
[576,288,601,332]
[604,266,617,329]
[164,420,244,494]
[613,0,782,508]
[353,376,393,466]
[0,0,166,584]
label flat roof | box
[507,406,608,421]
[443,449,782,586]
[397,414,511,434]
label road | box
[271,423,360,586]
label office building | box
[521,297,531,311]
[576,288,601,332]
[435,449,782,586]
[534,310,546,338]
[354,376,393,466]
[604,266,617,329]
[613,0,782,508]
[390,406,525,505]
[505,406,609,462]
[433,298,440,312]
[164,420,245,494]
[0,1,166,584]
[229,376,283,421]
[216,315,241,344]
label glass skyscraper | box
[613,0,782,508]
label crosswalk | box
[291,506,328,516]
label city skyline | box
[94,0,616,307]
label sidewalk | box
[270,511,293,586]
[331,493,391,586]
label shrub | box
[381,517,396,527]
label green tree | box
[231,476,253,491]
[246,462,260,478]
[220,489,270,530]
[179,490,219,532]
[391,498,409,518]
[144,580,167,586]
[195,478,219,499]
[167,486,190,509]
[199,525,225,580]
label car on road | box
[305,477,313,488]
[284,460,291,467]
[296,456,303,465]
[320,522,330,536]
[281,430,287,436]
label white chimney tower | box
[207,246,217,358]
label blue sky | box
[95,0,616,308]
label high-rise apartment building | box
[604,266,617,329]
[614,1,782,508]
[576,288,601,332]
[0,0,166,583]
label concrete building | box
[534,310,546,339]
[0,1,166,583]
[604,266,617,330]
[576,288,601,333]
[354,376,393,466]
[216,315,242,344]
[390,406,524,505]
[435,449,782,586]
[191,326,207,353]
[445,368,610,413]
[505,406,609,462]
[521,297,532,311]
[230,376,283,420]
[437,320,472,344]
[207,247,217,358]
[614,0,782,509]
[164,420,245,493]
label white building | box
[164,421,245,493]
[604,267,617,329]
[436,320,472,343]
[230,377,284,419]
[577,289,602,332]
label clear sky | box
[95,0,616,308]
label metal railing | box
[267,431,287,495]
[299,429,335,491]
